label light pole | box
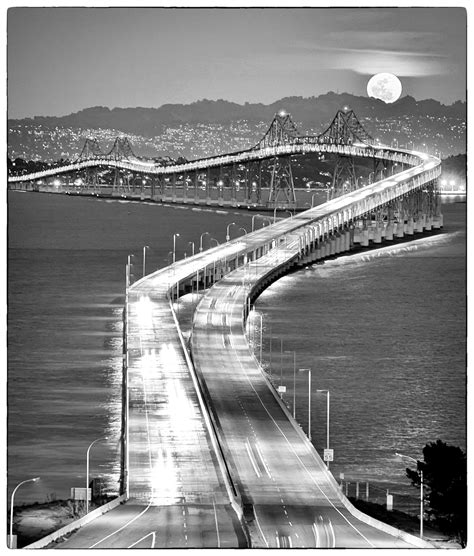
[127,254,135,287]
[239,227,247,236]
[210,238,219,247]
[142,245,149,277]
[251,214,262,232]
[188,241,195,257]
[86,436,108,514]
[253,311,263,364]
[299,368,311,440]
[284,350,296,418]
[172,233,180,263]
[226,222,236,242]
[396,452,424,539]
[10,477,40,548]
[311,193,316,208]
[316,390,330,468]
[200,231,209,252]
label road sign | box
[278,385,287,393]
[71,487,91,501]
[324,449,334,462]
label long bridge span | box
[8,109,435,212]
[20,110,442,548]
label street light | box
[284,350,296,418]
[188,241,195,257]
[299,368,312,440]
[142,245,150,277]
[316,390,330,468]
[251,214,262,232]
[239,227,247,236]
[86,436,108,514]
[200,231,210,252]
[395,452,424,539]
[253,310,263,364]
[226,222,236,242]
[10,477,40,548]
[210,238,219,247]
[172,233,180,263]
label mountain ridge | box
[9,93,466,137]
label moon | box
[367,73,402,103]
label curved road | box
[191,236,428,548]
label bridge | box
[18,110,442,548]
[8,108,435,212]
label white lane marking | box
[245,439,261,478]
[254,442,272,478]
[254,508,269,548]
[128,531,156,548]
[213,498,221,548]
[90,348,156,548]
[328,519,336,548]
[226,292,376,548]
[312,522,320,548]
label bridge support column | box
[394,221,403,238]
[373,223,382,244]
[334,233,342,253]
[406,217,414,235]
[414,217,424,233]
[384,221,394,241]
[344,230,351,251]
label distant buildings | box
[8,114,466,163]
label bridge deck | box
[190,235,422,548]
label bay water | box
[7,191,466,513]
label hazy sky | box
[7,6,466,118]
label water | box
[7,192,255,504]
[255,200,466,511]
[7,192,466,514]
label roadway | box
[52,165,440,548]
[191,235,427,548]
[56,263,247,548]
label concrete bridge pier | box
[345,229,352,251]
[335,232,343,253]
[384,221,394,241]
[314,241,322,260]
[329,234,337,255]
[395,221,404,238]
[414,216,424,233]
[360,227,369,247]
[405,218,415,236]
[373,222,383,244]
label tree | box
[406,440,466,547]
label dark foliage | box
[406,440,466,547]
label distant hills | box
[8,92,466,137]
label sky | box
[6,6,467,118]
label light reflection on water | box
[7,191,256,504]
[7,192,465,514]
[253,202,466,514]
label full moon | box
[367,73,402,103]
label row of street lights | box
[250,312,330,466]
[132,214,275,285]
[252,314,424,536]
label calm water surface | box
[8,191,466,512]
